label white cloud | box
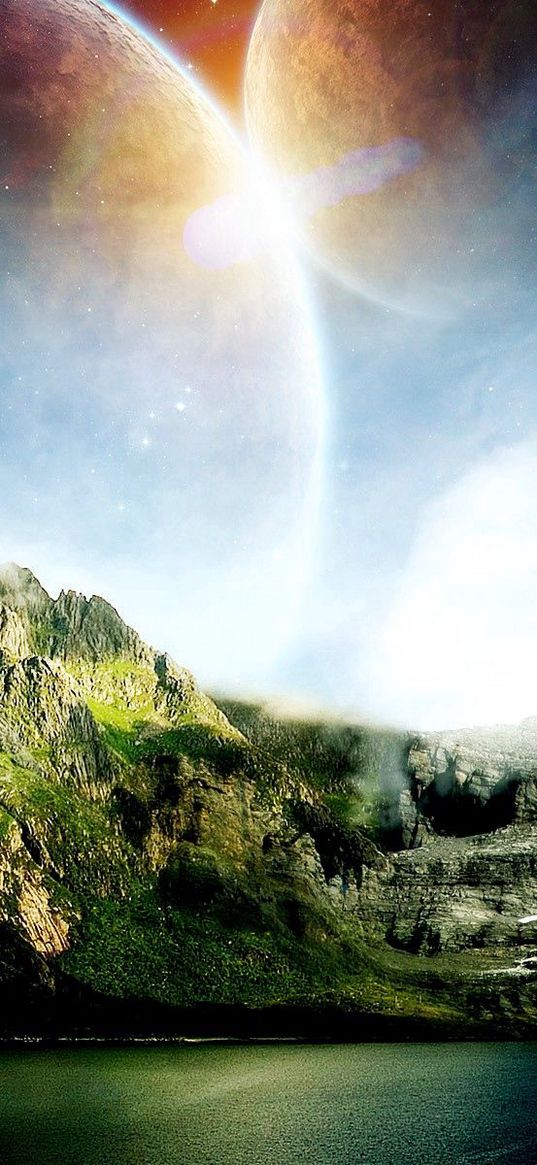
[369,440,537,729]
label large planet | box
[0,0,324,687]
[245,0,537,318]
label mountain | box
[0,563,536,1039]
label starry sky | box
[125,0,256,111]
[1,0,537,731]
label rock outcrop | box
[407,721,537,836]
[0,812,70,958]
[0,656,113,798]
[361,825,537,954]
[0,603,30,666]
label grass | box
[87,694,249,779]
[60,877,468,1024]
[217,699,407,838]
[69,658,156,690]
[62,881,356,1008]
[324,790,381,834]
[0,802,16,842]
[85,698,143,763]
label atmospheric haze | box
[0,0,324,692]
[2,0,537,732]
[244,0,537,730]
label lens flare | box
[183,137,424,269]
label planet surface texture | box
[246,0,537,317]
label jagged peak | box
[0,562,52,607]
[56,590,135,622]
[0,561,43,584]
[0,568,224,732]
[52,587,154,665]
[0,564,155,667]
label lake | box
[1,1042,536,1165]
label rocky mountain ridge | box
[0,563,537,1038]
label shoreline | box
[1,1031,534,1048]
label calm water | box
[1,1042,536,1165]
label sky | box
[125,0,256,111]
[1,0,537,731]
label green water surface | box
[1,1042,536,1165]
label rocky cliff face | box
[0,603,30,666]
[355,721,537,973]
[361,826,537,955]
[407,721,537,837]
[0,563,536,1037]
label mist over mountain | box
[1,563,537,1039]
